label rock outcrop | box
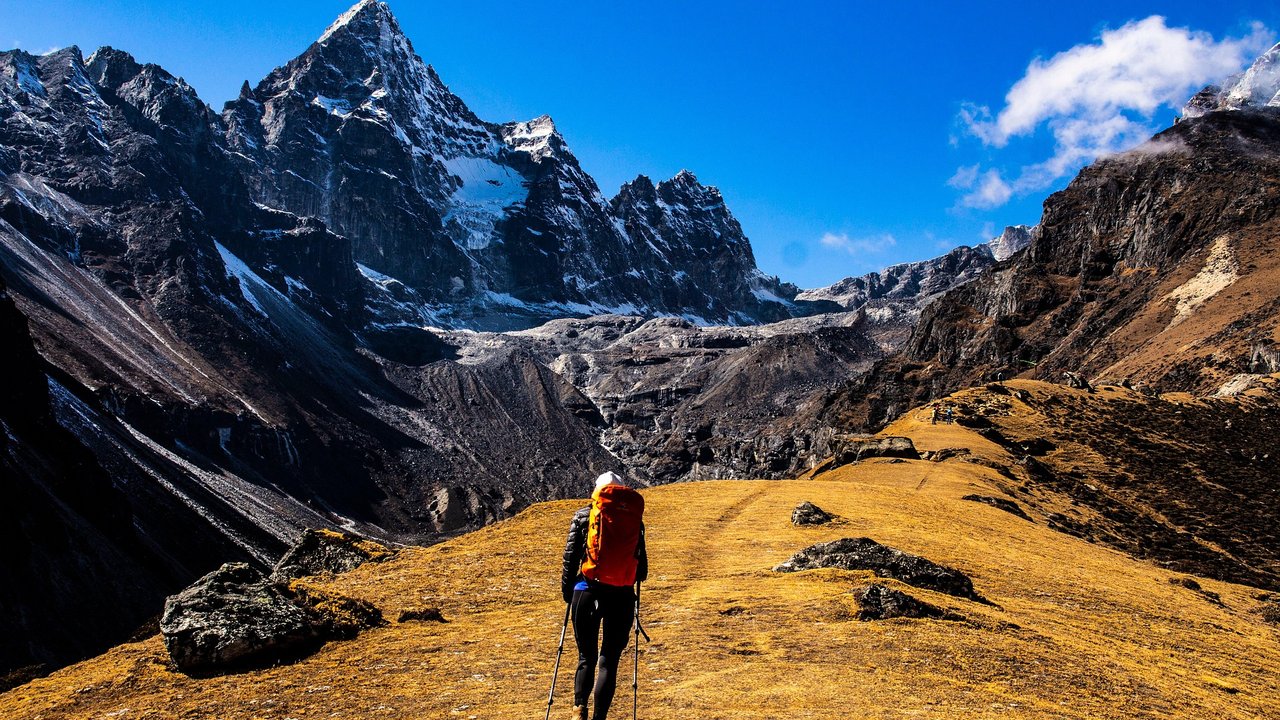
[961,495,1032,521]
[162,530,388,674]
[831,435,919,463]
[774,537,984,603]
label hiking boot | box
[570,705,587,720]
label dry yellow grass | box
[4,391,1279,719]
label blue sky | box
[5,1,1279,288]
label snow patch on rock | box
[1164,235,1238,326]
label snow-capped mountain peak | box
[0,50,47,100]
[215,0,801,327]
[318,0,397,47]
[1183,42,1280,117]
[499,115,561,160]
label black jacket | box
[561,505,648,602]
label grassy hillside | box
[5,383,1279,719]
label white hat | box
[594,471,625,492]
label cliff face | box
[0,274,258,684]
[828,108,1280,430]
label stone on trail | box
[792,501,836,525]
[774,537,987,603]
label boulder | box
[923,447,970,462]
[270,529,394,583]
[833,435,920,464]
[160,563,324,674]
[853,584,963,621]
[791,501,835,525]
[774,537,986,603]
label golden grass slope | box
[5,389,1280,719]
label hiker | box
[930,404,939,425]
[945,405,955,424]
[561,471,648,720]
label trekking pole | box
[632,581,650,720]
[544,601,572,720]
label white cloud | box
[949,165,1013,209]
[820,232,897,256]
[948,164,978,189]
[957,16,1273,208]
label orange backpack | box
[580,484,644,587]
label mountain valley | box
[2,1,1280,708]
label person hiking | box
[561,471,648,720]
[930,404,939,425]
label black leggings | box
[571,584,635,720]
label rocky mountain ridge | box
[794,225,1034,350]
[1184,41,1280,117]
[825,105,1280,431]
[220,0,804,329]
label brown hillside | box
[5,384,1280,719]
[882,378,1280,591]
